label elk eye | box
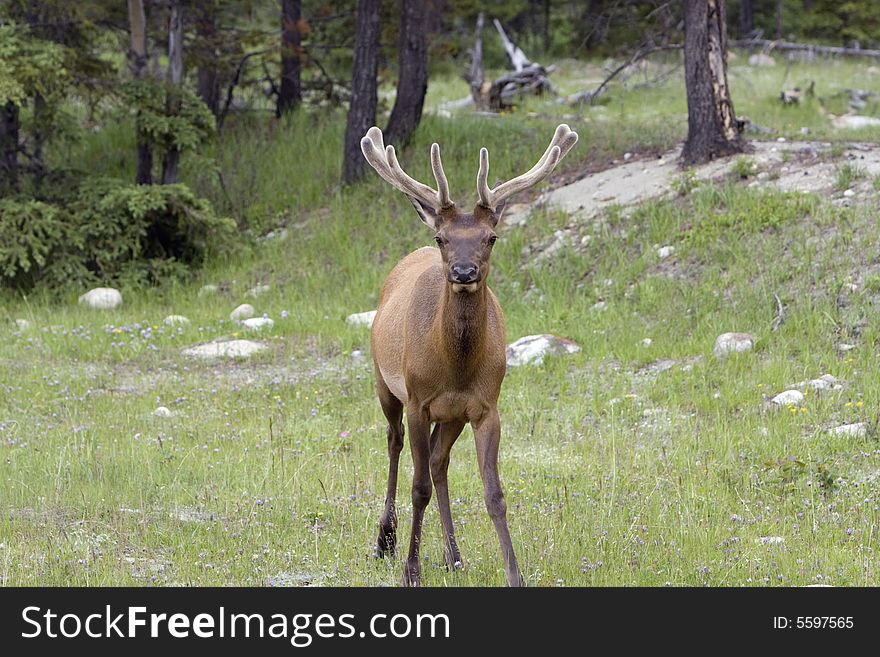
[488,235,498,246]
[434,235,444,246]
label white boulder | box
[346,310,377,328]
[182,339,266,359]
[78,287,122,310]
[230,304,255,321]
[506,334,580,367]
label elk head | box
[360,124,579,294]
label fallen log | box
[464,13,555,112]
[735,38,880,59]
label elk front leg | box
[375,374,404,557]
[403,405,432,586]
[430,420,466,570]
[473,409,524,587]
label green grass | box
[2,54,880,587]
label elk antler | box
[360,127,453,210]
[476,124,578,210]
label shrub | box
[0,179,236,291]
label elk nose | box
[451,263,479,284]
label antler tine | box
[430,143,451,208]
[477,124,579,209]
[360,127,454,210]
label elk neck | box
[436,280,489,367]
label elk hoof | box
[402,560,421,587]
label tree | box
[680,0,745,166]
[195,1,220,117]
[341,0,381,185]
[277,0,302,116]
[384,0,428,147]
[0,101,19,193]
[161,0,184,185]
[127,0,153,185]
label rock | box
[641,338,653,347]
[198,284,219,297]
[833,115,880,130]
[242,317,274,330]
[246,284,271,298]
[163,315,190,326]
[771,389,804,406]
[836,342,856,353]
[843,189,855,198]
[755,536,785,545]
[506,334,580,367]
[78,287,122,310]
[713,332,755,359]
[623,152,632,162]
[346,310,376,328]
[801,374,838,391]
[800,127,811,135]
[748,53,775,67]
[182,339,266,359]
[153,406,174,418]
[657,245,675,259]
[830,422,867,438]
[14,319,30,330]
[351,349,365,361]
[590,301,607,312]
[230,304,255,321]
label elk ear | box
[490,199,507,227]
[407,196,441,230]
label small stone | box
[163,315,190,326]
[506,334,580,367]
[351,349,365,361]
[346,310,377,328]
[78,287,122,310]
[153,406,174,418]
[834,115,880,130]
[771,389,804,406]
[713,332,755,359]
[182,339,266,359]
[198,284,219,297]
[590,301,607,312]
[246,284,271,298]
[242,317,274,330]
[836,343,856,353]
[623,152,632,161]
[641,338,653,347]
[829,423,867,438]
[755,536,785,545]
[800,127,811,135]
[230,304,255,321]
[843,189,855,198]
[776,137,786,143]
[14,319,30,330]
[657,245,675,259]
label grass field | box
[1,52,879,586]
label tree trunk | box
[776,0,784,39]
[543,0,551,54]
[127,0,153,185]
[161,0,184,185]
[739,0,754,37]
[681,0,745,166]
[196,1,220,117]
[278,0,303,116]
[384,0,428,147]
[0,102,19,194]
[341,0,381,185]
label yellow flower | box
[845,401,852,407]
[856,400,863,408]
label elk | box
[361,124,578,586]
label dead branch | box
[736,38,880,59]
[571,43,682,105]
